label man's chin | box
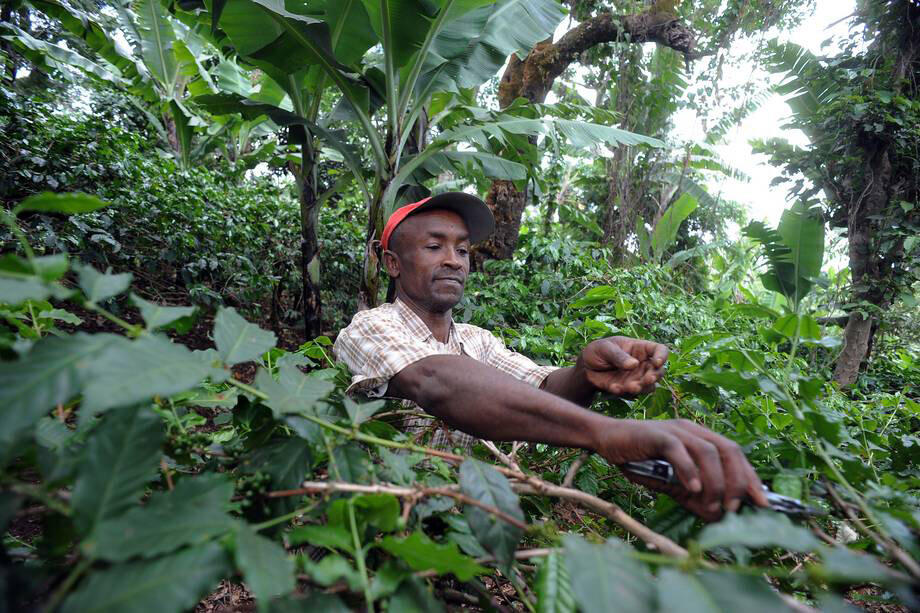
[429,289,463,312]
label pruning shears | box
[622,459,826,517]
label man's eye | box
[426,244,440,250]
[458,248,469,256]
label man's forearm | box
[388,355,608,450]
[540,365,596,407]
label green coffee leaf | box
[535,550,576,613]
[331,442,372,483]
[254,362,334,418]
[245,438,312,516]
[71,407,164,535]
[81,334,223,418]
[301,553,363,590]
[444,514,489,557]
[35,416,73,449]
[0,277,51,305]
[378,531,488,581]
[0,253,68,283]
[214,306,277,365]
[15,191,110,215]
[563,535,654,613]
[697,510,820,552]
[387,576,446,613]
[0,332,121,450]
[32,254,69,281]
[131,293,196,331]
[61,543,229,613]
[328,494,400,533]
[656,568,792,613]
[0,254,31,274]
[459,458,525,567]
[378,448,423,485]
[344,395,385,426]
[815,545,898,584]
[569,285,617,309]
[86,474,235,561]
[75,263,132,303]
[233,524,296,605]
[369,562,411,600]
[285,415,323,445]
[39,308,82,325]
[772,472,804,500]
[289,524,353,553]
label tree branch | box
[505,10,696,104]
[269,481,529,531]
[512,481,688,557]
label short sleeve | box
[333,311,452,397]
[476,329,559,388]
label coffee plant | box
[1,193,918,611]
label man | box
[334,192,768,521]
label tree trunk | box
[833,143,891,386]
[601,48,641,258]
[473,10,697,266]
[833,8,918,385]
[299,135,322,340]
[472,180,528,269]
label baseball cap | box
[380,192,495,251]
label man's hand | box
[593,419,770,521]
[576,336,669,396]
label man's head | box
[381,193,494,313]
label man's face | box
[385,209,471,313]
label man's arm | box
[388,353,768,521]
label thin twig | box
[562,451,591,488]
[482,440,523,472]
[269,481,529,531]
[808,520,838,546]
[371,409,429,421]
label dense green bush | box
[0,87,303,320]
[3,195,919,612]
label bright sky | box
[675,1,857,226]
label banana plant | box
[16,0,251,168]
[190,0,666,310]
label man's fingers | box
[746,465,770,507]
[673,420,766,511]
[659,436,702,494]
[649,342,669,367]
[717,442,748,512]
[683,436,725,513]
[598,340,639,370]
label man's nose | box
[443,247,464,269]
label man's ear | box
[382,250,400,278]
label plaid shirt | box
[333,298,558,452]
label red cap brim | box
[380,192,495,251]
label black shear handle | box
[620,459,824,517]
